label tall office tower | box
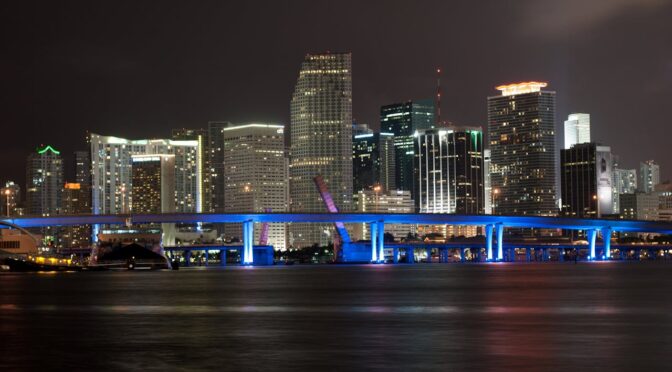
[1,181,21,216]
[223,123,288,250]
[352,190,415,241]
[378,133,396,192]
[206,122,230,213]
[26,145,64,216]
[639,160,660,193]
[131,155,177,245]
[131,155,176,214]
[61,182,91,248]
[560,143,614,218]
[352,126,395,193]
[380,99,435,198]
[172,128,210,212]
[90,134,201,215]
[289,52,353,248]
[612,164,637,214]
[563,113,591,149]
[414,127,484,214]
[488,82,557,216]
[620,193,659,221]
[483,149,492,214]
[74,151,91,186]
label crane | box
[313,175,351,260]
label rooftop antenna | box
[436,68,442,126]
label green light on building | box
[37,145,61,155]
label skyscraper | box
[172,128,210,212]
[414,127,484,214]
[223,123,288,250]
[560,143,614,218]
[612,158,637,214]
[90,134,201,215]
[487,82,557,216]
[26,145,64,216]
[206,121,230,213]
[131,155,176,214]
[289,52,352,247]
[1,181,21,217]
[74,151,91,186]
[639,160,660,193]
[352,125,395,192]
[380,99,434,197]
[563,113,591,149]
[483,149,492,214]
[61,182,91,248]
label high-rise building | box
[1,181,21,217]
[487,82,557,216]
[483,149,492,214]
[352,190,415,241]
[61,182,91,248]
[289,52,353,247]
[172,128,210,212]
[223,123,288,251]
[352,125,395,192]
[560,143,614,218]
[563,113,591,149]
[414,127,484,214]
[74,151,91,186]
[90,134,201,215]
[131,155,176,214]
[380,99,434,198]
[26,145,64,216]
[639,160,660,193]
[206,122,230,213]
[612,165,637,214]
[620,193,659,221]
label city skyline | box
[2,1,672,185]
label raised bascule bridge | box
[4,213,672,265]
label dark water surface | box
[2,262,672,371]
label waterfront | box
[2,263,672,371]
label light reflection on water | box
[2,263,672,371]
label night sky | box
[2,0,671,187]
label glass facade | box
[487,84,557,216]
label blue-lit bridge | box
[4,213,672,265]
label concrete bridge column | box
[204,250,209,266]
[184,250,191,267]
[542,248,549,261]
[526,248,531,262]
[587,229,598,260]
[393,247,399,264]
[377,221,385,263]
[220,249,227,266]
[601,227,612,260]
[559,248,564,262]
[496,223,504,261]
[485,224,494,261]
[407,247,415,264]
[426,248,432,263]
[243,220,254,264]
[370,222,378,262]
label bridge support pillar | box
[377,221,385,263]
[587,229,598,260]
[220,250,227,266]
[393,247,399,264]
[407,248,414,264]
[496,223,504,261]
[426,248,432,263]
[601,227,612,260]
[526,248,531,262]
[559,248,564,262]
[370,222,378,262]
[542,248,549,262]
[184,250,191,267]
[204,250,209,266]
[242,220,254,265]
[485,224,494,261]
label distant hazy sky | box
[2,0,671,185]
